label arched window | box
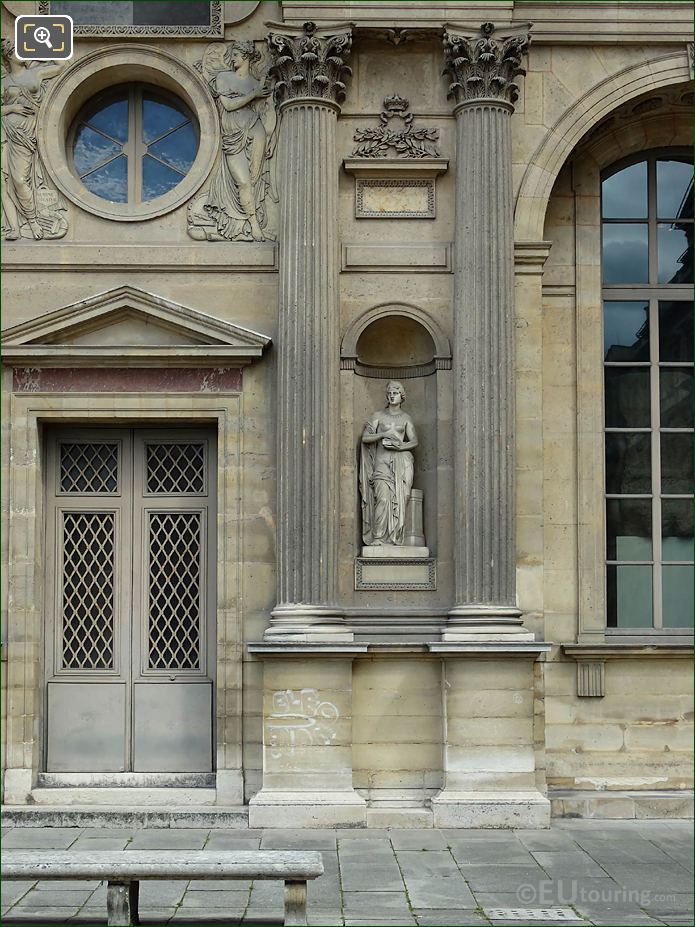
[601,151,693,630]
[69,84,199,205]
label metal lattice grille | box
[147,444,205,494]
[60,443,119,494]
[147,512,201,670]
[61,512,115,670]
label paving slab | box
[127,829,208,849]
[414,910,489,926]
[2,829,80,849]
[0,882,37,906]
[260,829,337,850]
[14,889,96,907]
[530,851,610,878]
[178,890,250,909]
[388,830,450,851]
[342,890,412,916]
[462,864,552,892]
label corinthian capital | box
[266,20,353,107]
[442,22,531,108]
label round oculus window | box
[69,84,199,204]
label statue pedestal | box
[361,545,429,559]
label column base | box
[266,605,353,642]
[431,789,550,828]
[444,605,534,641]
[248,790,367,828]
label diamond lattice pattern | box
[148,512,201,670]
[147,443,205,494]
[61,512,115,670]
[60,443,119,493]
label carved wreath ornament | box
[353,94,440,159]
[266,21,352,105]
[443,22,530,106]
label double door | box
[44,428,216,773]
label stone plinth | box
[429,643,551,828]
[247,648,367,828]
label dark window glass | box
[602,161,647,219]
[606,498,652,561]
[659,301,694,362]
[142,156,183,200]
[142,98,188,144]
[661,433,694,494]
[603,301,649,361]
[657,159,693,219]
[51,2,212,26]
[148,124,198,175]
[605,432,651,495]
[604,367,650,428]
[80,156,128,203]
[662,499,694,562]
[607,564,653,627]
[86,98,128,143]
[662,565,694,628]
[73,126,122,176]
[660,368,693,429]
[658,224,694,284]
[602,224,649,284]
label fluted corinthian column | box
[443,23,533,640]
[265,21,353,640]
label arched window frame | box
[573,138,693,645]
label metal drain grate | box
[485,909,582,922]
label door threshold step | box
[1,804,249,829]
[29,787,217,806]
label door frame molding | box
[3,391,243,804]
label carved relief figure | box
[360,381,419,547]
[1,39,67,241]
[188,40,277,241]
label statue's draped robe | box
[360,420,414,546]
[204,80,272,240]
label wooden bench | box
[2,849,324,926]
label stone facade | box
[0,0,692,826]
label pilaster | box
[443,23,533,640]
[264,21,354,640]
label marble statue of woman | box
[1,39,67,241]
[360,381,419,547]
[188,40,277,242]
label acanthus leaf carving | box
[266,20,353,107]
[1,38,68,242]
[353,94,440,159]
[442,22,530,108]
[188,38,278,242]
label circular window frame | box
[67,83,200,207]
[39,44,219,222]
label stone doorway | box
[43,427,217,774]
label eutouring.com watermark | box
[516,881,677,907]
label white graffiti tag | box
[267,688,339,759]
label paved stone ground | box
[1,819,692,926]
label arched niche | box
[339,305,453,606]
[341,302,451,376]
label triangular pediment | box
[1,285,271,366]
